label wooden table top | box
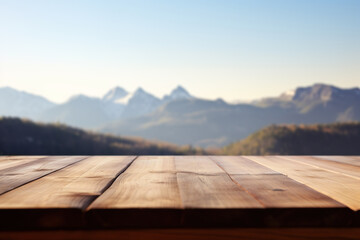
[0,155,359,230]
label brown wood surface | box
[210,156,343,208]
[247,156,360,211]
[87,156,183,228]
[175,156,263,208]
[0,156,46,170]
[283,156,360,179]
[231,174,343,208]
[0,155,359,230]
[1,228,360,240]
[0,156,136,229]
[210,156,279,175]
[0,156,87,195]
[314,156,360,167]
[89,156,182,209]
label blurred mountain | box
[120,87,162,118]
[102,84,360,147]
[255,83,360,122]
[1,83,360,148]
[39,95,116,129]
[102,86,128,103]
[163,85,193,102]
[101,98,300,147]
[0,117,202,155]
[222,122,360,155]
[0,87,55,119]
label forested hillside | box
[223,122,360,155]
[0,118,202,155]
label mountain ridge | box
[0,87,55,119]
[1,83,360,147]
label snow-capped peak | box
[114,87,160,105]
[163,85,193,101]
[133,87,146,96]
[279,89,295,100]
[102,87,128,102]
[130,87,160,102]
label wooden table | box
[0,155,359,239]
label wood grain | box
[210,156,279,175]
[314,156,360,167]
[210,156,342,208]
[232,174,343,208]
[209,156,352,227]
[89,156,264,228]
[0,156,136,229]
[89,156,182,209]
[283,156,360,179]
[87,156,183,228]
[0,155,359,230]
[0,156,87,195]
[246,156,360,211]
[175,156,263,208]
[0,156,46,170]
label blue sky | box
[0,0,359,103]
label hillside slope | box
[0,118,201,155]
[223,122,360,155]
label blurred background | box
[0,0,359,155]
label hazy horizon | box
[1,82,360,105]
[1,0,360,103]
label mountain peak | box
[132,87,159,100]
[173,85,186,91]
[103,86,128,102]
[172,85,190,94]
[134,87,146,94]
[164,85,193,101]
[293,83,339,102]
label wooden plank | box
[174,156,268,227]
[210,156,280,175]
[0,156,47,170]
[210,156,342,208]
[175,156,263,208]
[246,156,360,211]
[283,156,360,179]
[210,156,351,227]
[0,156,136,229]
[313,156,360,167]
[1,228,360,240]
[87,156,183,228]
[88,156,265,228]
[89,156,182,209]
[0,156,87,195]
[89,156,264,228]
[231,175,343,208]
[88,156,356,228]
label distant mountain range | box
[0,83,359,147]
[0,87,55,119]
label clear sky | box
[0,0,359,103]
